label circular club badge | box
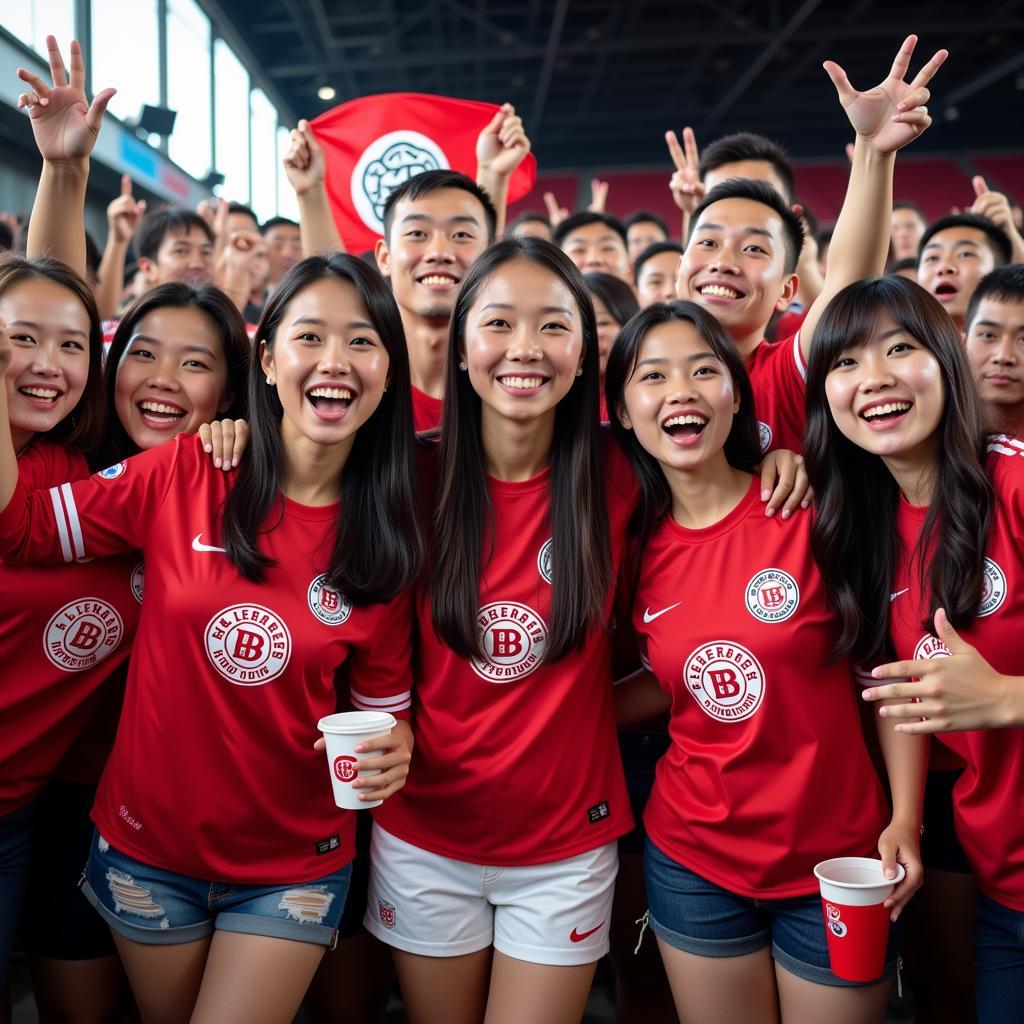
[537,538,553,585]
[351,131,449,234]
[130,561,145,604]
[43,598,124,672]
[978,558,1007,617]
[745,568,799,623]
[684,640,765,722]
[96,462,126,480]
[308,574,352,626]
[471,601,547,683]
[914,633,950,660]
[758,421,773,453]
[825,904,848,938]
[333,755,358,783]
[204,604,292,686]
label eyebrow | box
[695,223,774,241]
[479,302,574,316]
[923,239,981,252]
[289,316,376,330]
[9,319,87,338]
[568,233,619,244]
[635,351,721,367]
[399,213,480,227]
[129,334,219,358]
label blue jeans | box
[644,838,897,987]
[0,800,35,983]
[975,892,1024,1024]
[82,831,351,947]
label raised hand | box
[970,176,1014,233]
[107,175,146,245]
[476,103,531,180]
[823,35,947,155]
[543,191,569,227]
[283,119,327,197]
[666,127,704,215]
[17,36,115,165]
[587,178,609,213]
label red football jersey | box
[746,332,806,454]
[412,386,443,434]
[0,434,413,882]
[889,441,1024,911]
[0,443,138,815]
[636,476,889,899]
[375,435,638,865]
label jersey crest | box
[978,558,1007,617]
[96,462,126,480]
[914,634,950,660]
[131,561,145,604]
[745,568,799,623]
[204,603,292,685]
[43,598,124,672]
[537,538,553,585]
[684,640,765,722]
[471,601,547,683]
[308,574,352,626]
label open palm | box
[824,35,947,155]
[17,36,114,164]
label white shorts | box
[364,825,618,966]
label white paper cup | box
[318,711,397,810]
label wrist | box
[296,183,329,205]
[43,157,90,179]
[998,675,1024,727]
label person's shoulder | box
[987,434,1024,495]
[19,441,91,489]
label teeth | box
[698,284,741,298]
[420,275,457,286]
[308,387,353,400]
[500,376,545,390]
[862,402,911,419]
[21,386,60,399]
[663,414,707,428]
[139,401,184,415]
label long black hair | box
[221,254,423,604]
[804,276,995,665]
[431,236,611,661]
[0,255,105,456]
[98,282,249,465]
[605,300,762,606]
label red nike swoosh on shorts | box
[569,923,604,943]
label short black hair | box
[381,170,498,242]
[817,226,835,250]
[893,201,926,222]
[965,264,1024,330]
[623,210,670,237]
[509,211,550,229]
[228,202,260,224]
[584,271,639,327]
[552,211,628,250]
[134,206,214,262]
[688,179,804,274]
[886,256,918,276]
[260,216,299,234]
[918,213,1013,268]
[698,132,795,204]
[633,241,684,282]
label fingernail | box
[213,457,221,468]
[354,744,364,753]
[40,97,49,106]
[761,488,771,501]
[232,457,239,467]
[885,868,895,878]
[800,499,810,508]
[766,507,776,517]
[781,508,791,519]
[879,707,888,717]
[204,443,212,452]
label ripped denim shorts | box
[81,830,351,947]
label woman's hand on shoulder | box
[198,419,249,471]
[757,449,812,518]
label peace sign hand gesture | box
[665,127,704,215]
[823,35,947,156]
[17,36,115,166]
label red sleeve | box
[18,443,90,491]
[347,587,414,722]
[988,437,1024,550]
[0,435,184,564]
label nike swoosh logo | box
[192,533,226,553]
[890,588,909,602]
[570,923,604,943]
[643,602,681,624]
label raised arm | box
[95,175,146,320]
[284,119,345,257]
[666,127,704,245]
[970,176,1024,264]
[18,36,115,279]
[800,35,948,363]
[475,103,531,238]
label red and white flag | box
[311,93,537,253]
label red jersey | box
[0,443,138,815]
[376,434,637,865]
[412,386,443,433]
[636,476,888,899]
[746,332,806,454]
[0,434,413,882]
[889,442,1024,910]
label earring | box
[575,367,583,377]
[265,375,274,385]
[458,360,468,371]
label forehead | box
[392,187,487,225]
[134,305,220,345]
[472,259,576,311]
[562,222,625,248]
[639,251,681,278]
[264,223,300,241]
[628,220,666,237]
[283,276,371,323]
[0,277,90,329]
[892,207,924,225]
[692,197,786,239]
[637,318,717,359]
[704,160,789,201]
[923,226,989,251]
[970,296,1024,327]
[160,225,212,248]
[227,211,258,231]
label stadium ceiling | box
[220,0,1024,168]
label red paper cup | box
[813,857,905,982]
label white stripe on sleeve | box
[60,483,86,560]
[49,486,73,562]
[792,331,807,382]
[350,688,413,713]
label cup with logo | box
[813,857,905,982]
[317,711,397,810]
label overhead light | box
[128,104,177,137]
[317,85,336,101]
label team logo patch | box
[825,903,848,938]
[308,574,352,625]
[378,898,396,929]
[351,131,449,234]
[758,421,773,453]
[537,538,553,585]
[96,462,126,480]
[333,755,358,783]
[745,568,799,623]
[914,633,950,660]
[471,601,547,683]
[130,561,144,604]
[204,603,292,686]
[978,558,1007,617]
[43,598,124,672]
[684,640,765,722]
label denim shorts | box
[81,831,351,947]
[644,838,897,987]
[974,892,1024,1024]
